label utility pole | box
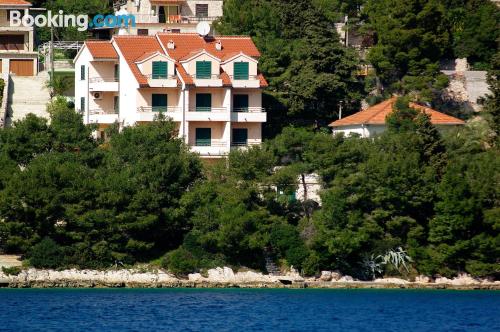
[339,101,343,120]
[50,26,54,87]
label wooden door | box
[10,59,34,76]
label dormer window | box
[234,62,249,80]
[152,61,168,79]
[196,61,211,79]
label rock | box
[319,271,332,281]
[337,275,354,282]
[188,273,205,282]
[331,271,342,281]
[207,267,235,283]
[374,278,409,285]
[415,275,431,283]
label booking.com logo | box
[10,10,136,32]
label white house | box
[329,97,465,138]
[113,0,224,35]
[74,32,267,159]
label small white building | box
[329,97,465,138]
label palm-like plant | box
[46,75,72,98]
[377,247,413,272]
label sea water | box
[0,289,499,331]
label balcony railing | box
[137,106,182,113]
[231,141,261,147]
[189,107,227,113]
[89,77,119,83]
[145,74,177,80]
[193,140,227,147]
[90,109,118,115]
[229,75,260,81]
[192,74,221,80]
[232,107,266,113]
[131,14,220,25]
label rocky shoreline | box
[1,267,499,290]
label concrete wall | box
[137,87,181,108]
[189,87,225,108]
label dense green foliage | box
[0,97,497,279]
[216,0,365,128]
[0,101,202,268]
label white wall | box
[74,47,92,120]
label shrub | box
[28,238,64,269]
[1,266,21,276]
[161,247,198,276]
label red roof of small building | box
[85,41,119,60]
[0,0,31,7]
[329,97,465,127]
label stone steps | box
[7,72,51,124]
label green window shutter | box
[80,65,85,80]
[234,62,249,80]
[196,128,211,146]
[196,93,212,112]
[232,128,248,146]
[114,96,119,114]
[114,64,119,81]
[80,97,85,113]
[233,94,249,112]
[152,61,168,79]
[196,61,211,79]
[152,94,168,112]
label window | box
[80,97,85,113]
[195,4,209,17]
[0,35,24,50]
[80,65,85,80]
[277,186,297,203]
[232,128,248,146]
[114,64,119,81]
[171,29,181,33]
[114,96,119,114]
[152,61,168,79]
[152,94,168,112]
[196,61,211,79]
[234,62,249,80]
[138,29,149,36]
[195,128,211,146]
[196,93,211,112]
[233,95,249,112]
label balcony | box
[186,107,230,122]
[231,141,261,149]
[136,106,182,122]
[192,74,223,87]
[231,107,267,123]
[146,74,178,88]
[129,14,220,25]
[89,109,119,124]
[230,75,261,88]
[190,140,229,158]
[89,77,119,92]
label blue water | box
[0,289,499,331]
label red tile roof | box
[113,36,165,86]
[157,33,261,61]
[110,33,265,88]
[86,41,118,60]
[0,0,31,6]
[329,97,465,127]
